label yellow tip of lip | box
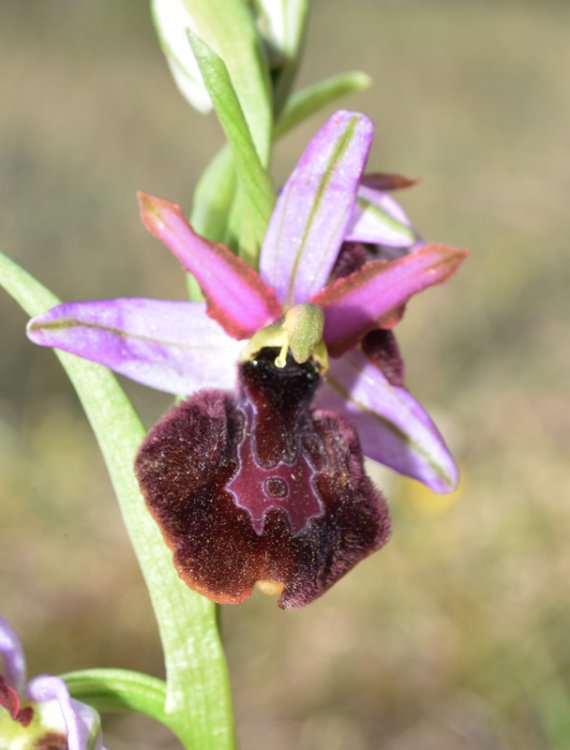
[256,579,285,597]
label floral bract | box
[0,617,106,750]
[27,110,467,607]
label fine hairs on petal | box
[135,349,390,608]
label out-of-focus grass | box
[1,1,569,748]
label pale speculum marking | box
[227,401,323,535]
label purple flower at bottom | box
[27,111,467,607]
[0,617,106,750]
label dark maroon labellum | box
[135,348,390,608]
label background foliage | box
[1,0,569,747]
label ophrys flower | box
[0,617,106,750]
[27,111,467,606]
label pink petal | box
[0,617,26,692]
[27,676,98,750]
[138,192,282,339]
[317,351,459,492]
[345,186,418,247]
[312,243,468,356]
[27,299,240,395]
[259,111,374,306]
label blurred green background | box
[1,1,569,748]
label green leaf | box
[189,30,275,266]
[190,144,235,243]
[62,669,172,732]
[274,70,372,140]
[181,0,272,166]
[189,69,372,270]
[0,251,235,750]
[190,68,371,270]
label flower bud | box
[151,0,213,113]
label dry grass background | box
[1,1,569,748]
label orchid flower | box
[27,111,467,607]
[0,617,106,750]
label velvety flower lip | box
[135,349,391,608]
[0,617,106,750]
[27,110,467,495]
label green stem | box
[190,145,236,244]
[0,252,236,750]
